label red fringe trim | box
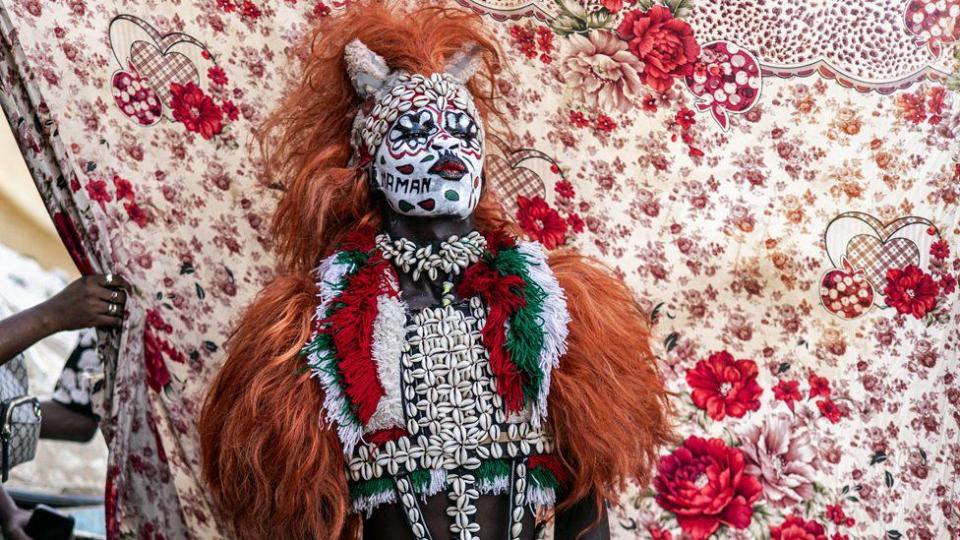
[340,226,377,252]
[320,254,396,423]
[366,427,407,447]
[482,228,517,256]
[457,261,528,412]
[529,454,571,487]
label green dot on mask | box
[444,190,460,201]
[398,200,414,212]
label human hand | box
[39,274,130,332]
[0,505,31,540]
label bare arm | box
[0,275,127,365]
[39,400,98,442]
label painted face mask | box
[345,40,486,218]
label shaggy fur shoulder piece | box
[544,249,675,509]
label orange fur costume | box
[198,4,672,538]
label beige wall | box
[0,120,77,275]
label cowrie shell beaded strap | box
[376,231,487,282]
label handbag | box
[0,354,40,482]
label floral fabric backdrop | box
[0,0,957,539]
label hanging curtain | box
[0,1,957,538]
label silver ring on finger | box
[111,290,120,301]
[105,272,114,286]
[108,303,118,316]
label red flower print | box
[207,66,228,86]
[654,436,762,540]
[770,515,827,540]
[144,326,172,392]
[124,201,150,228]
[241,1,261,19]
[143,309,186,392]
[85,179,111,209]
[773,379,802,412]
[170,81,224,140]
[642,93,658,112]
[930,239,949,260]
[52,211,94,275]
[602,0,624,12]
[808,373,831,399]
[566,213,585,233]
[648,527,673,540]
[516,195,568,249]
[686,350,762,420]
[216,0,236,12]
[113,175,134,201]
[313,2,331,17]
[555,180,575,199]
[676,107,696,130]
[222,100,240,121]
[940,273,957,296]
[594,114,617,133]
[825,503,852,526]
[616,6,701,92]
[568,110,590,128]
[883,264,939,319]
[817,398,845,424]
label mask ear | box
[443,43,484,85]
[344,39,391,99]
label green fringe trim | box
[410,469,432,493]
[528,464,560,490]
[349,476,393,500]
[491,246,548,402]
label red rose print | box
[85,179,112,209]
[222,100,240,121]
[554,180,575,199]
[808,373,831,399]
[686,350,762,420]
[616,6,701,92]
[883,264,939,319]
[52,211,95,275]
[113,175,134,201]
[930,239,949,260]
[940,273,957,295]
[770,515,827,540]
[516,195,568,249]
[654,436,762,539]
[602,0,624,12]
[143,309,186,392]
[817,398,845,424]
[207,66,228,86]
[773,379,802,412]
[170,81,224,140]
[144,326,173,392]
[124,201,150,228]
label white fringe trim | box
[515,241,571,427]
[353,488,397,517]
[421,469,449,499]
[477,474,511,496]
[307,251,364,454]
[365,294,407,433]
[526,485,557,508]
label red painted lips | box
[428,155,467,181]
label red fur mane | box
[199,4,671,538]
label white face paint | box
[370,102,484,218]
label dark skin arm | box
[39,400,99,442]
[0,274,127,365]
[0,274,122,535]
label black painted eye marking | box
[388,111,439,150]
[443,111,479,149]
